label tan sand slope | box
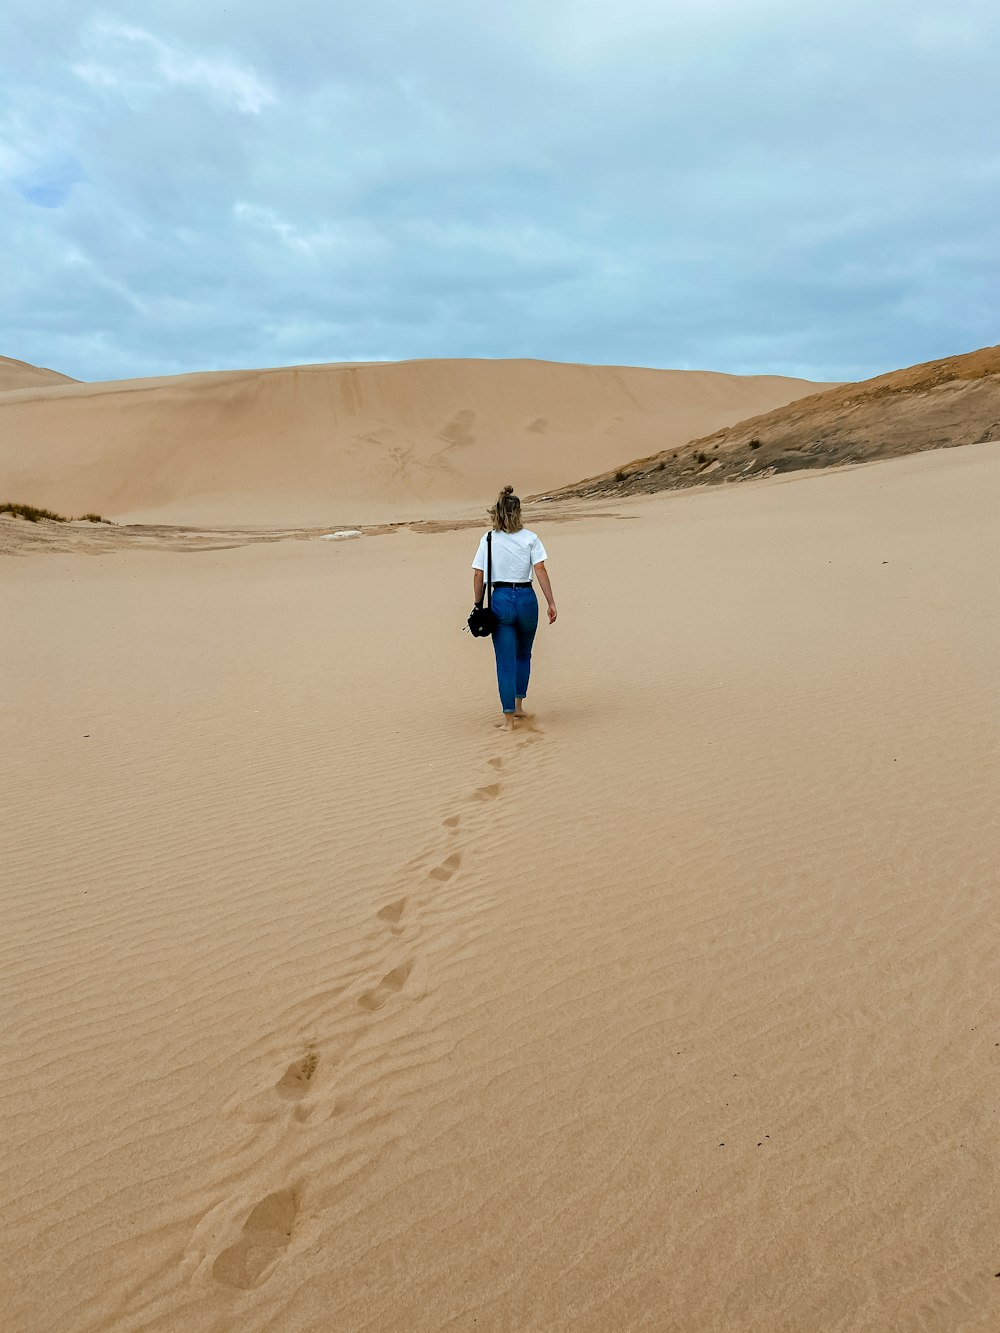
[0,357,827,524]
[3,443,1000,1332]
[548,342,1000,498]
[0,354,77,392]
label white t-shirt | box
[471,529,548,583]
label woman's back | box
[473,528,546,583]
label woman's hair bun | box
[490,484,523,531]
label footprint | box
[358,960,414,1012]
[212,1188,299,1289]
[274,1050,319,1101]
[470,783,501,803]
[488,757,503,770]
[377,897,407,927]
[442,815,460,833]
[429,853,462,882]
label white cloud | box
[0,137,26,179]
[73,19,275,114]
[70,61,123,91]
[233,202,390,264]
[234,202,316,255]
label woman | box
[471,485,557,729]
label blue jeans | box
[491,585,538,713]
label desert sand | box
[3,436,1000,1332]
[0,357,826,526]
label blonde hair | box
[490,484,523,533]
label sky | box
[1,0,998,384]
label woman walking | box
[471,485,557,730]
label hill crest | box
[0,355,77,393]
[0,356,828,524]
[542,344,1000,499]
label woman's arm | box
[534,561,557,623]
[473,568,485,606]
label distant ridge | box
[543,344,1000,499]
[0,356,827,524]
[0,356,77,392]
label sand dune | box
[0,355,77,393]
[0,357,826,525]
[3,441,1000,1331]
[550,343,1000,498]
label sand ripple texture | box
[2,442,1000,1332]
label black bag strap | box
[486,531,492,609]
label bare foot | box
[497,714,516,731]
[514,705,531,718]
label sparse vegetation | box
[694,451,707,464]
[748,438,761,450]
[614,469,627,482]
[1,502,67,522]
[657,460,666,471]
[1,502,112,524]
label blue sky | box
[1,0,998,383]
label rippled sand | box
[3,443,999,1332]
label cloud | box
[233,202,389,264]
[0,0,998,383]
[73,19,275,114]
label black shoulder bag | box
[467,532,496,638]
